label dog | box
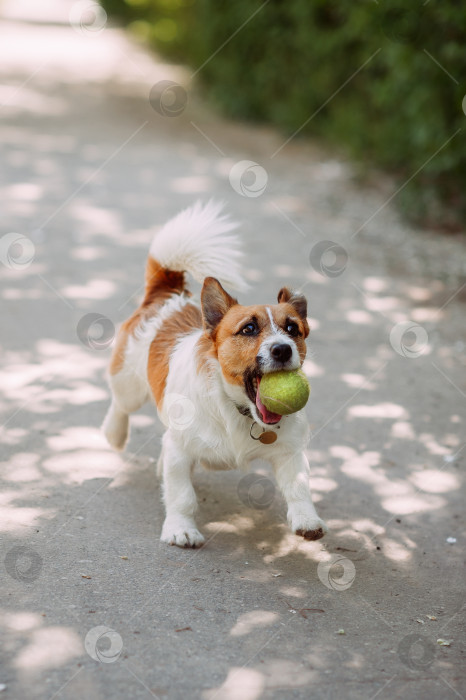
[103,201,327,547]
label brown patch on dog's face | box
[215,303,307,385]
[201,279,309,411]
[277,287,310,336]
[214,305,272,387]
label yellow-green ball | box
[259,369,310,415]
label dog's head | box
[201,277,309,426]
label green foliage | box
[101,0,195,60]
[102,0,466,228]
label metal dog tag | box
[259,431,277,444]
[250,422,278,444]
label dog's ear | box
[277,287,308,320]
[278,287,309,337]
[201,277,238,335]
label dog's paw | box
[161,518,205,548]
[289,511,328,541]
[102,407,129,451]
[295,523,327,541]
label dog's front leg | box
[160,433,205,548]
[272,451,328,541]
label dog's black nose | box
[270,343,292,363]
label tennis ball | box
[259,369,310,415]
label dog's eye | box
[241,322,258,336]
[286,322,299,337]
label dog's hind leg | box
[160,432,205,548]
[103,360,150,451]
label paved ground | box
[1,2,465,699]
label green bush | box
[102,0,466,228]
[101,0,195,61]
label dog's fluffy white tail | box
[149,200,246,290]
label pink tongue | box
[255,378,282,425]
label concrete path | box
[1,3,464,699]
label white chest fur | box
[159,330,308,470]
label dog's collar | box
[235,403,253,418]
[234,403,280,444]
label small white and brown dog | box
[103,201,327,547]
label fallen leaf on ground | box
[299,608,325,618]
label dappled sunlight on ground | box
[203,667,266,700]
[14,626,83,672]
[1,1,464,698]
[409,469,459,494]
[230,610,279,637]
[0,497,48,532]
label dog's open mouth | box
[246,372,282,425]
